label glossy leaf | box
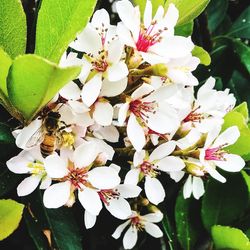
[0,0,27,58]
[228,6,250,39]
[201,172,249,231]
[206,0,228,33]
[0,199,24,240]
[35,0,97,63]
[211,225,250,250]
[24,190,82,250]
[164,0,210,25]
[233,102,249,122]
[192,46,211,66]
[233,40,250,74]
[7,54,81,122]
[175,21,193,37]
[175,190,202,250]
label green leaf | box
[227,6,250,39]
[233,40,250,74]
[206,0,228,33]
[24,190,82,250]
[201,172,249,231]
[233,102,249,122]
[211,225,250,250]
[0,199,24,240]
[175,191,202,250]
[164,0,210,25]
[0,122,14,144]
[175,21,194,37]
[0,0,27,58]
[0,48,12,98]
[192,46,211,66]
[162,214,177,250]
[35,0,97,63]
[222,109,250,160]
[7,54,81,122]
[0,169,21,197]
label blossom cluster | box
[7,0,245,249]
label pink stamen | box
[129,99,157,122]
[66,168,88,189]
[136,23,165,52]
[183,107,203,123]
[205,146,226,161]
[98,189,120,206]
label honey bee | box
[26,110,68,158]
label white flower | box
[112,211,163,249]
[6,147,51,196]
[118,83,179,151]
[182,77,236,132]
[84,180,141,228]
[199,126,245,183]
[43,141,120,215]
[70,9,128,83]
[116,0,194,63]
[125,141,185,204]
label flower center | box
[183,107,204,123]
[61,131,75,149]
[88,50,109,73]
[140,161,158,178]
[131,216,144,231]
[94,23,108,46]
[98,189,120,205]
[27,161,45,175]
[66,168,88,189]
[136,22,166,52]
[129,99,157,122]
[205,146,227,161]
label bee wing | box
[25,126,45,148]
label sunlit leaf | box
[211,225,250,250]
[0,0,27,58]
[35,0,97,63]
[0,199,24,240]
[175,21,193,37]
[192,46,211,66]
[7,54,81,122]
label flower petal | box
[144,222,163,238]
[127,114,146,151]
[213,126,240,148]
[70,24,102,56]
[145,177,165,205]
[116,184,141,198]
[183,175,192,199]
[100,77,128,97]
[133,150,146,166]
[157,156,185,172]
[215,154,245,172]
[44,154,68,178]
[17,175,41,196]
[106,198,132,219]
[78,187,102,215]
[112,220,130,239]
[81,74,102,107]
[124,169,140,185]
[84,210,97,229]
[205,165,226,183]
[73,142,99,168]
[59,82,81,100]
[93,101,113,126]
[149,141,176,161]
[87,167,120,189]
[43,181,71,208]
[118,103,129,125]
[106,61,128,82]
[192,177,205,200]
[141,211,163,223]
[123,226,138,250]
